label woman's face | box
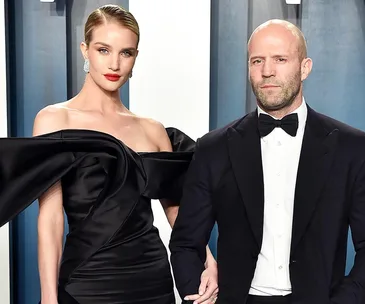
[82,22,138,92]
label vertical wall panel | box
[129,1,211,302]
[9,2,68,303]
[301,0,365,274]
[0,0,10,302]
[210,0,249,129]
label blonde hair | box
[84,4,140,46]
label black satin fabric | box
[0,128,195,304]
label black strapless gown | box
[0,128,195,304]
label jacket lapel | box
[227,112,264,248]
[290,107,339,254]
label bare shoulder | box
[139,117,172,152]
[33,102,69,136]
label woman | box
[0,5,217,304]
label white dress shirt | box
[249,100,308,296]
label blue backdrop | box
[301,0,365,273]
[8,1,67,303]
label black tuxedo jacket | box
[170,106,365,304]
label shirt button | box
[277,141,281,146]
[279,266,283,270]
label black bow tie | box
[258,113,299,137]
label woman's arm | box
[151,122,218,303]
[33,107,67,304]
[38,182,64,304]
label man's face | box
[248,25,303,112]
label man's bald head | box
[247,19,313,117]
[248,19,307,61]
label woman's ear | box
[80,42,88,60]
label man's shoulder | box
[310,108,365,154]
[313,109,365,139]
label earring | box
[129,71,133,78]
[83,59,89,73]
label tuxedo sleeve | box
[169,138,216,300]
[331,160,365,304]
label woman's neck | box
[74,74,128,114]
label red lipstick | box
[104,74,121,82]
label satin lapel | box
[290,108,338,254]
[227,112,264,248]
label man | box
[169,19,365,304]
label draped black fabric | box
[0,128,195,304]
